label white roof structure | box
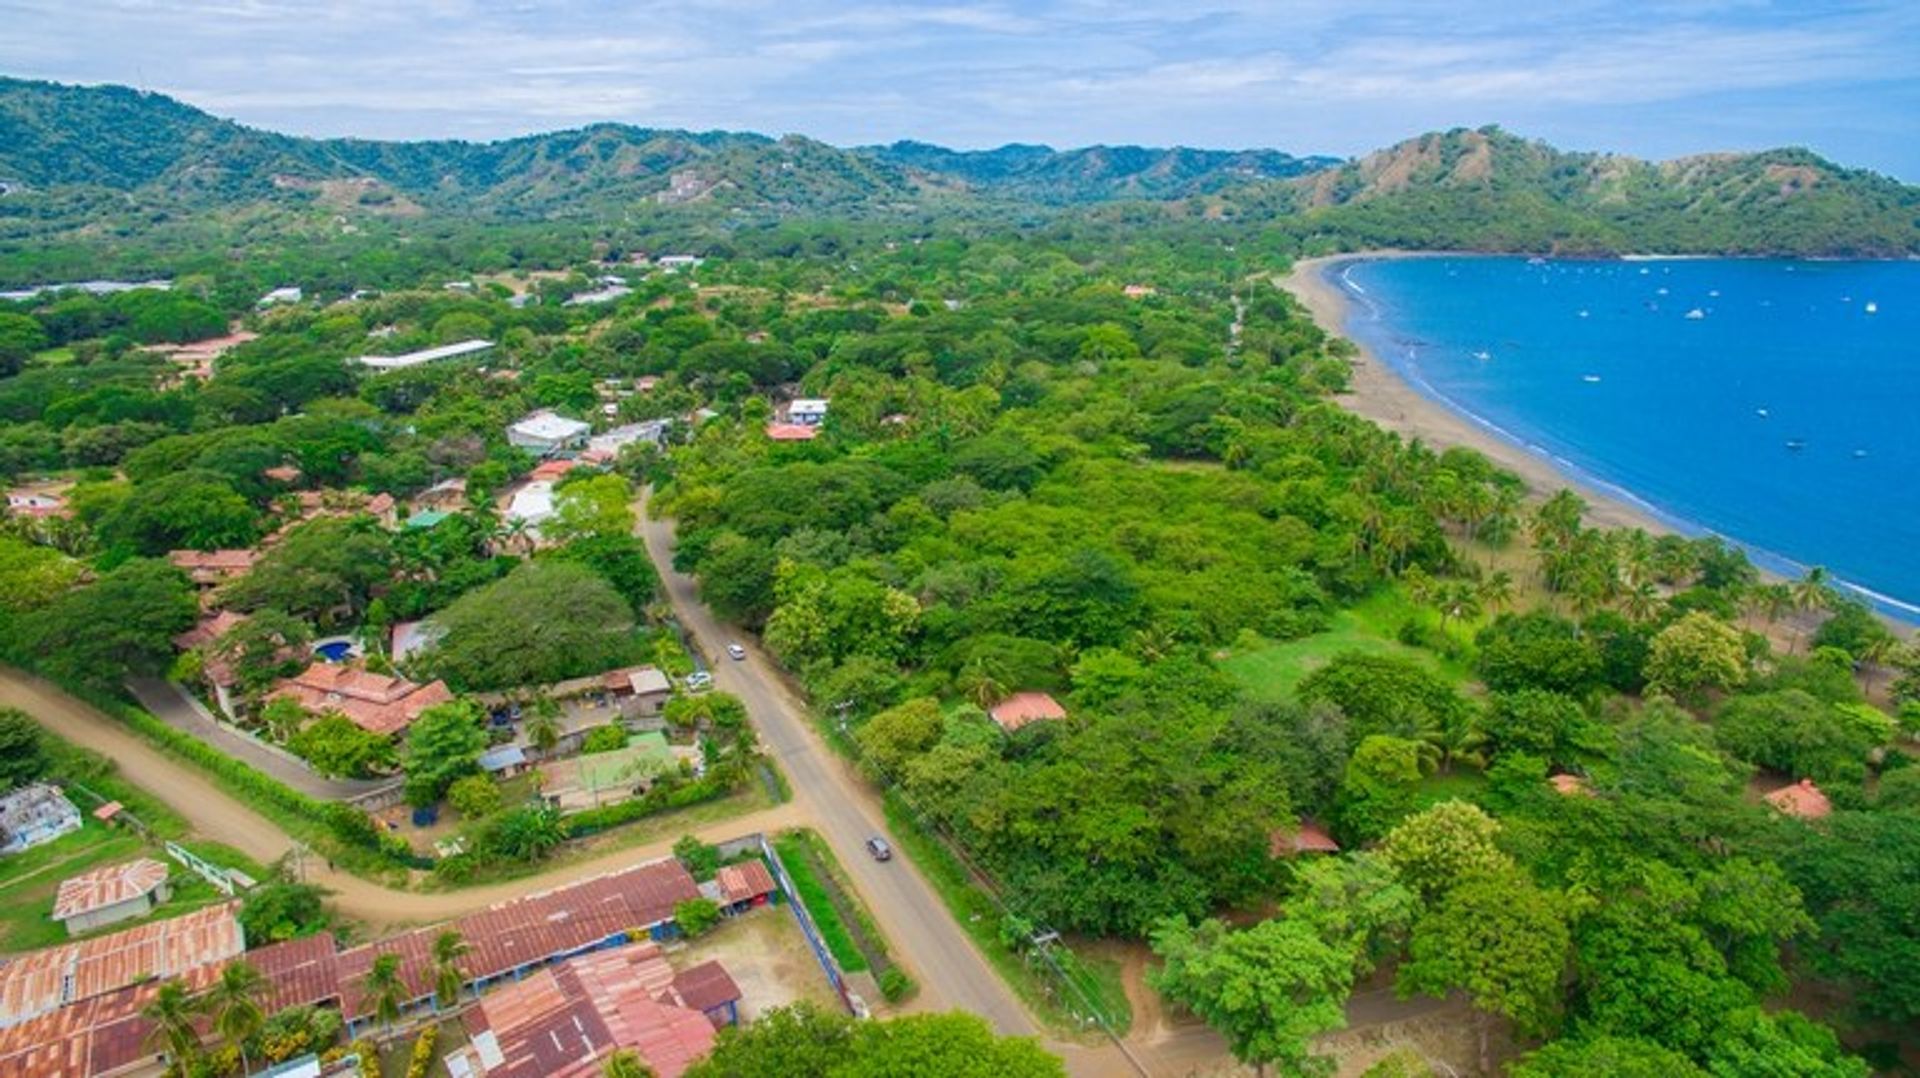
[258,286,303,306]
[0,279,171,302]
[587,420,670,456]
[506,481,556,530]
[565,285,633,306]
[354,338,494,371]
[628,667,673,695]
[508,411,591,443]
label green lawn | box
[0,824,262,952]
[1220,587,1479,702]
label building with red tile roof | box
[1268,820,1341,857]
[764,422,818,442]
[1765,778,1833,820]
[270,661,454,737]
[51,858,172,936]
[447,942,737,1078]
[171,610,248,653]
[166,549,257,586]
[712,861,777,912]
[987,692,1067,734]
[1549,773,1594,797]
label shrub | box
[878,967,917,1003]
[406,1025,438,1078]
[674,834,722,880]
[447,773,503,819]
[675,897,722,938]
[582,724,629,754]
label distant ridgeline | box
[0,75,1917,262]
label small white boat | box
[1708,289,1721,297]
[1471,350,1491,361]
[1853,449,1869,458]
[1865,301,1878,314]
[1577,309,1590,318]
[1756,408,1770,418]
[1685,308,1706,320]
[1657,287,1670,295]
[1582,375,1602,383]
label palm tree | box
[1620,581,1662,625]
[1790,567,1838,653]
[958,658,1008,711]
[141,979,205,1067]
[432,929,471,1008]
[1857,634,1897,694]
[208,961,269,1075]
[602,1048,656,1078]
[526,696,562,755]
[362,952,411,1034]
[1476,570,1515,615]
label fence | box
[165,840,243,895]
[749,832,858,1015]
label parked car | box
[726,643,748,661]
[684,671,714,691]
[865,836,893,861]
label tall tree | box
[432,929,470,1007]
[141,979,205,1067]
[1150,916,1355,1077]
[361,953,411,1033]
[207,961,269,1075]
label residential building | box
[540,733,701,812]
[584,420,671,463]
[0,902,244,1027]
[506,410,591,455]
[413,477,468,511]
[764,422,818,442]
[257,286,303,307]
[444,942,739,1078]
[705,861,777,917]
[352,339,494,372]
[987,692,1067,735]
[787,398,829,425]
[528,458,578,483]
[605,666,674,718]
[4,490,65,517]
[51,859,172,936]
[389,619,446,664]
[0,784,82,854]
[1268,821,1341,857]
[171,610,252,717]
[477,744,530,779]
[1765,778,1833,820]
[166,549,257,587]
[654,255,704,271]
[564,284,632,306]
[504,480,557,540]
[269,662,454,737]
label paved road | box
[125,676,394,800]
[636,492,1054,1037]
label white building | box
[506,410,591,455]
[564,284,633,307]
[257,286,303,307]
[505,481,557,537]
[584,420,671,461]
[788,398,830,426]
[655,255,704,271]
[0,784,82,854]
[353,338,495,372]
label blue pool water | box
[314,640,354,662]
[1329,256,1920,619]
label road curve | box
[0,666,805,930]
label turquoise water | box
[1329,256,1920,619]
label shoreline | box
[1279,252,1679,536]
[1279,252,1920,626]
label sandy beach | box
[1278,253,1679,536]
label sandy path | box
[0,666,804,931]
[1279,254,1677,535]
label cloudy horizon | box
[2,0,1916,178]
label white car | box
[726,643,748,661]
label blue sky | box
[3,0,1916,178]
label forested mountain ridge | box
[1235,126,1920,256]
[858,140,1340,201]
[2,78,1918,257]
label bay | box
[1331,255,1920,619]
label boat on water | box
[1577,310,1590,318]
[1471,350,1491,361]
[1865,301,1878,314]
[1582,375,1602,383]
[1785,440,1807,451]
[1685,308,1706,320]
[1756,408,1770,418]
[1853,449,1870,458]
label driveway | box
[125,677,394,800]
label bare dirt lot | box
[674,905,844,1019]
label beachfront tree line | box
[1,222,1915,1073]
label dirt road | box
[0,667,806,930]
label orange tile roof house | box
[1765,778,1833,820]
[1269,820,1341,857]
[166,548,257,586]
[763,422,818,442]
[271,661,454,736]
[51,858,172,937]
[988,692,1067,734]
[446,942,739,1078]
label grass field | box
[1221,588,1473,702]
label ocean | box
[1329,255,1920,620]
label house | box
[173,610,251,717]
[988,692,1067,735]
[444,942,739,1078]
[655,255,704,271]
[263,464,303,484]
[528,458,578,483]
[705,861,777,916]
[604,666,673,718]
[352,339,494,372]
[1122,284,1157,299]
[4,490,65,518]
[787,398,829,426]
[389,620,446,664]
[51,859,172,936]
[504,481,557,540]
[1765,778,1832,820]
[0,784,82,854]
[404,509,451,531]
[506,410,591,455]
[1268,820,1341,857]
[1548,773,1594,797]
[764,423,818,442]
[257,286,303,307]
[584,420,671,463]
[564,284,632,307]
[166,549,257,587]
[477,744,530,779]
[269,662,454,737]
[413,477,468,511]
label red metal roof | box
[668,961,740,1018]
[51,858,170,921]
[0,903,243,1027]
[1269,820,1341,857]
[988,692,1067,734]
[1765,778,1833,819]
[764,423,818,441]
[715,861,775,906]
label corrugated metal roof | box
[0,903,243,1028]
[51,858,170,921]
